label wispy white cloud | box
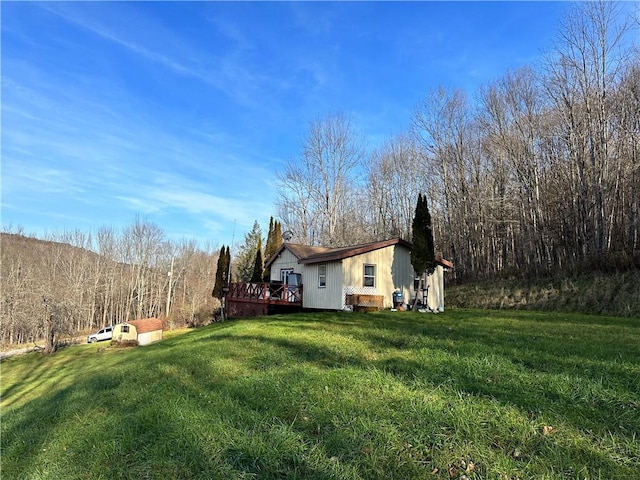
[4,166,85,197]
[2,1,580,246]
[37,2,286,112]
[115,175,275,244]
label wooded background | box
[2,2,638,346]
[276,2,639,279]
[1,225,219,346]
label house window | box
[318,264,327,288]
[363,264,376,287]
[122,325,129,333]
[281,269,294,284]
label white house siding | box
[410,266,446,312]
[267,241,448,311]
[426,265,445,312]
[269,249,302,281]
[342,245,414,309]
[391,245,418,308]
[137,330,162,346]
[302,261,344,310]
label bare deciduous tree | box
[277,112,365,246]
[366,134,430,241]
[0,221,220,347]
[544,0,633,258]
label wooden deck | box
[225,282,303,317]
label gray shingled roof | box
[265,238,416,267]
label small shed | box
[113,317,163,345]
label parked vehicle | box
[87,326,113,343]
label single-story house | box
[113,317,163,345]
[263,237,453,312]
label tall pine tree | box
[263,217,284,281]
[212,245,231,299]
[264,217,276,264]
[411,194,436,308]
[236,221,263,282]
[251,237,264,282]
[223,246,231,286]
[274,220,283,248]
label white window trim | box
[318,264,327,288]
[281,269,294,284]
[363,264,376,287]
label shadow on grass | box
[203,313,640,461]
[0,346,128,410]
[2,340,365,479]
[198,321,639,439]
[3,310,639,479]
[187,328,639,477]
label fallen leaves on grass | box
[446,459,477,479]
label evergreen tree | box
[274,220,283,248]
[235,221,263,282]
[411,194,436,307]
[263,218,284,281]
[222,246,231,286]
[212,245,230,299]
[264,217,276,262]
[251,238,264,282]
[263,218,275,282]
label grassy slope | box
[1,310,639,480]
[446,271,640,318]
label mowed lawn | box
[1,310,638,480]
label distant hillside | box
[1,232,102,263]
[1,231,218,346]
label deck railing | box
[226,282,302,304]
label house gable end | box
[265,243,331,268]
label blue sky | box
[2,1,570,248]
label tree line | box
[1,220,219,347]
[1,216,284,347]
[276,1,639,280]
[2,2,638,346]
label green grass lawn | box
[2,310,638,480]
